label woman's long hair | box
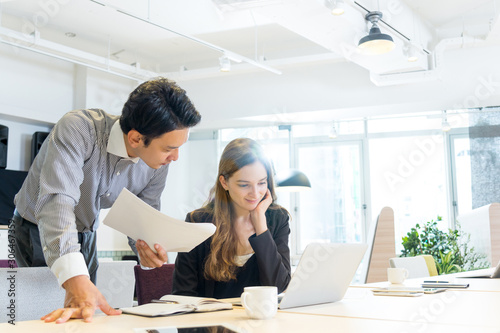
[202,138,279,281]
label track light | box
[404,42,419,62]
[219,56,231,72]
[329,123,338,139]
[324,0,345,16]
[441,119,451,132]
[441,111,451,132]
[331,0,345,15]
[358,11,395,55]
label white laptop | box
[278,242,367,309]
[456,260,500,279]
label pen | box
[423,281,449,283]
[150,299,179,304]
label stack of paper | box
[103,188,216,252]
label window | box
[369,134,448,254]
[450,135,472,218]
[295,141,364,252]
[217,110,477,261]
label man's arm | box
[31,112,114,323]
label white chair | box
[0,266,64,322]
[0,260,136,323]
[458,203,500,267]
[389,256,430,279]
[96,260,136,309]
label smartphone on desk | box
[135,325,238,333]
[422,281,469,289]
[422,288,448,294]
[372,287,446,296]
[372,290,423,297]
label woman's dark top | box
[172,206,291,299]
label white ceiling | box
[2,0,498,75]
[1,0,500,128]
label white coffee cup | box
[241,286,277,319]
[387,267,409,284]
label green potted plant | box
[401,216,488,274]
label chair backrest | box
[134,263,175,305]
[458,203,500,266]
[420,254,438,276]
[389,256,430,279]
[96,260,136,308]
[0,260,135,323]
[0,266,64,322]
[364,207,396,283]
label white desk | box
[3,269,500,333]
[1,307,497,333]
[282,287,500,328]
[359,268,500,292]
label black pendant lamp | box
[275,169,312,192]
[358,11,395,55]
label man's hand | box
[41,275,121,324]
[136,240,169,268]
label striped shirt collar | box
[107,120,140,163]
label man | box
[11,77,201,323]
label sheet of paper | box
[103,188,215,252]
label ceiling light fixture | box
[329,123,338,139]
[275,169,312,192]
[441,111,451,132]
[358,11,395,55]
[325,0,345,16]
[219,56,231,72]
[331,0,345,15]
[404,42,418,62]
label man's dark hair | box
[120,77,201,146]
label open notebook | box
[121,295,232,317]
[279,242,367,309]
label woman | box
[172,138,291,298]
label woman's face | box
[219,161,268,214]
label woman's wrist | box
[254,220,268,235]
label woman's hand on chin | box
[249,189,272,235]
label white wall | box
[160,135,219,219]
[0,42,75,171]
[85,69,139,115]
[0,44,74,124]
